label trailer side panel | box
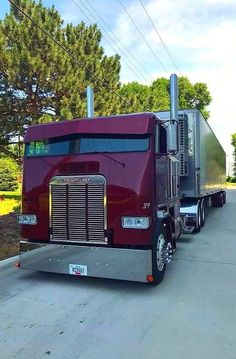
[180,109,225,198]
[197,111,226,196]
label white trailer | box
[157,109,226,233]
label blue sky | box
[1,0,236,172]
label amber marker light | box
[146,275,154,283]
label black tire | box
[193,202,201,233]
[218,193,224,207]
[211,193,224,207]
[200,199,205,227]
[222,191,226,205]
[152,226,167,285]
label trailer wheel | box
[218,194,224,207]
[212,193,223,207]
[193,203,201,233]
[218,193,224,207]
[200,199,205,227]
[222,191,226,205]
[152,226,168,285]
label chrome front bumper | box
[19,241,153,283]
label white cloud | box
[6,0,232,169]
[112,0,236,172]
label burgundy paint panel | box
[155,156,168,205]
[24,113,155,142]
[58,161,99,174]
[21,148,155,246]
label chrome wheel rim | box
[198,207,201,227]
[156,234,165,271]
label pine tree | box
[0,0,121,158]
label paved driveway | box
[0,190,235,359]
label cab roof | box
[24,113,157,143]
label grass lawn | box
[0,189,21,200]
[0,189,21,215]
[226,182,236,189]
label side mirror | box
[167,122,178,154]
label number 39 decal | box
[143,202,151,209]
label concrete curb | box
[0,255,19,270]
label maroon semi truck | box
[18,109,182,284]
[17,75,225,284]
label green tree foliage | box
[0,157,19,191]
[231,133,236,179]
[0,0,212,163]
[0,0,121,158]
[119,82,150,113]
[192,82,212,119]
[149,78,169,111]
[120,76,212,119]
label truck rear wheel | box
[152,226,169,285]
[193,203,201,233]
[200,199,205,227]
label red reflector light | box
[15,261,20,268]
[146,275,154,283]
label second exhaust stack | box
[170,74,178,123]
[167,74,179,153]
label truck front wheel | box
[152,226,169,285]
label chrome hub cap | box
[156,234,172,271]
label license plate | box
[69,264,88,276]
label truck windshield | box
[25,135,150,157]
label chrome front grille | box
[50,175,107,244]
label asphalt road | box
[0,190,236,359]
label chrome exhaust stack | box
[86,86,94,118]
[170,73,178,124]
[167,74,179,154]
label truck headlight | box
[121,217,150,229]
[17,214,37,225]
